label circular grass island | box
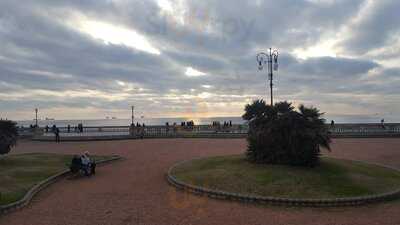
[168,155,400,206]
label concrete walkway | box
[2,138,400,225]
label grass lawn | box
[171,155,400,199]
[0,153,113,206]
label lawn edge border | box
[0,155,122,215]
[166,156,400,207]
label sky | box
[0,0,399,122]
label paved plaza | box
[2,138,400,225]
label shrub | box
[0,120,18,155]
[243,100,331,167]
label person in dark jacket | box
[55,127,60,143]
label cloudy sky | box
[0,0,399,122]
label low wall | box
[32,133,247,142]
[27,123,400,141]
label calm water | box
[16,115,394,128]
[17,117,246,127]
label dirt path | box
[1,138,400,225]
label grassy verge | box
[171,155,400,199]
[0,153,114,206]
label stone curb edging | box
[166,157,400,207]
[0,155,122,215]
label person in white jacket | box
[80,151,92,175]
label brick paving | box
[1,138,400,225]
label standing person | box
[140,126,145,139]
[55,127,60,143]
[381,118,385,129]
[67,124,71,133]
[45,125,49,133]
[330,120,335,128]
[173,123,178,135]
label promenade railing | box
[330,124,400,137]
[19,123,400,139]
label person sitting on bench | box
[80,151,96,176]
[70,155,82,173]
[69,152,96,176]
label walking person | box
[55,127,60,143]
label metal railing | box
[330,125,400,137]
[20,123,400,139]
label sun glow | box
[156,0,186,25]
[157,0,173,12]
[79,20,161,55]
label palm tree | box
[242,100,331,167]
[0,120,18,155]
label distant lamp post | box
[35,108,38,127]
[257,48,279,106]
[131,106,135,125]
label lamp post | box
[131,106,134,125]
[257,48,279,106]
[35,108,38,127]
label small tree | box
[0,120,18,155]
[243,100,331,167]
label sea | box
[17,117,246,127]
[15,114,395,128]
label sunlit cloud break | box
[185,67,206,77]
[78,20,161,55]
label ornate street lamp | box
[257,48,279,105]
[35,108,38,127]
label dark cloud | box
[0,0,399,120]
[287,56,379,78]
